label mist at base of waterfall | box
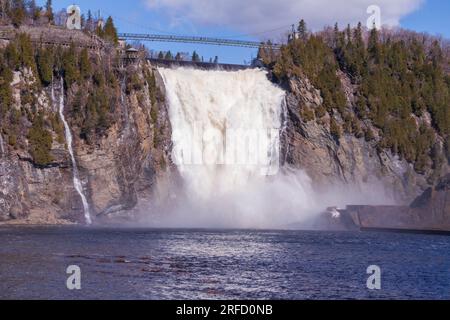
[133,168,395,230]
[144,168,318,229]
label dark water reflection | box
[0,227,449,299]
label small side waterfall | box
[51,77,56,112]
[0,133,5,158]
[57,78,92,225]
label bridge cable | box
[219,24,294,39]
[105,10,292,42]
[103,10,178,35]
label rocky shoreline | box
[0,209,75,226]
[334,174,450,233]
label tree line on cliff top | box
[0,0,119,44]
[258,20,450,180]
[0,2,129,166]
[0,31,161,166]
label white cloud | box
[145,0,424,38]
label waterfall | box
[58,78,92,225]
[0,133,5,157]
[51,77,56,112]
[158,67,317,229]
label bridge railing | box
[118,33,282,49]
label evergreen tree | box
[36,47,53,86]
[192,51,200,62]
[61,44,80,88]
[429,40,443,68]
[354,22,364,49]
[330,117,342,141]
[297,19,307,41]
[333,23,340,48]
[164,50,173,60]
[16,33,35,70]
[158,51,164,59]
[45,0,53,23]
[5,42,19,70]
[11,0,26,27]
[257,46,266,60]
[80,13,85,29]
[0,56,13,115]
[79,48,91,79]
[28,112,53,166]
[368,27,380,62]
[145,69,158,107]
[103,16,118,45]
[345,24,352,45]
[95,21,104,38]
[27,0,40,21]
[85,10,93,32]
[445,139,450,165]
[0,1,11,21]
[257,44,274,65]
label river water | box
[0,227,448,300]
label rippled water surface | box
[0,227,449,299]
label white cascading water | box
[58,78,92,225]
[158,67,317,229]
[51,76,55,111]
[0,133,5,157]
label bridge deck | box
[119,33,281,49]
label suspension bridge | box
[118,33,282,50]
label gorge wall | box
[0,58,175,224]
[282,75,441,205]
[0,27,448,225]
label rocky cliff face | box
[1,54,447,224]
[73,63,176,221]
[281,75,448,205]
[0,61,174,224]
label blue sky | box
[39,1,449,64]
[401,0,450,38]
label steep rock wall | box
[281,75,446,204]
[1,61,446,224]
[0,62,174,223]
